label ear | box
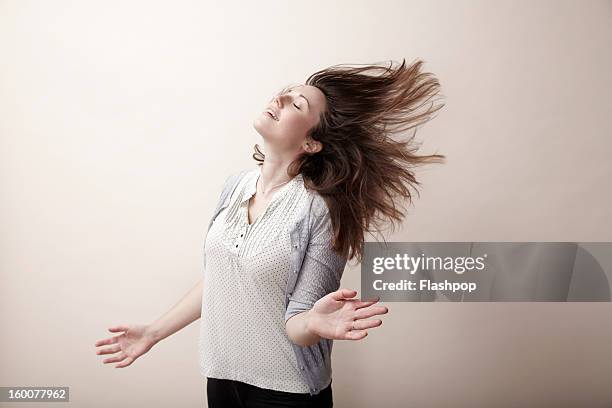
[304,139,323,154]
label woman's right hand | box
[94,324,158,368]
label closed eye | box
[293,103,301,110]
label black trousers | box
[206,377,333,408]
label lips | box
[265,107,279,121]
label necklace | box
[257,176,292,196]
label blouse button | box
[235,244,238,248]
[240,233,243,237]
[293,244,298,249]
[293,269,297,274]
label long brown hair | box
[253,58,446,263]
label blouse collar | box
[240,166,303,205]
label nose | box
[272,92,288,108]
[272,95,281,108]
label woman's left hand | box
[307,288,389,341]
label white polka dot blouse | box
[198,166,313,393]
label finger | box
[115,357,134,368]
[345,330,368,340]
[330,288,357,301]
[108,325,129,333]
[95,336,119,347]
[354,305,389,320]
[96,345,121,355]
[352,319,383,330]
[351,298,380,310]
[103,353,127,364]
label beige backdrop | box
[1,1,611,407]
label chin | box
[252,120,270,140]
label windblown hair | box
[253,58,446,263]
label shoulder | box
[309,191,328,216]
[308,191,333,235]
[213,167,257,210]
[225,167,256,185]
[221,167,257,192]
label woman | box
[95,58,445,407]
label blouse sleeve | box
[285,203,349,323]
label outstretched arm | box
[95,170,242,368]
[147,278,204,343]
[95,278,204,368]
[285,201,388,347]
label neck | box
[258,156,294,195]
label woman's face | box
[253,84,327,154]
